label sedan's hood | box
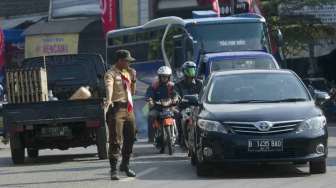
[200,102,322,122]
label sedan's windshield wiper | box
[269,98,308,103]
[226,98,307,104]
[229,100,273,104]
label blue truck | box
[197,51,280,79]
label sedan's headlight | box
[298,116,327,132]
[197,119,228,134]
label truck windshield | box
[210,56,277,72]
[188,22,270,53]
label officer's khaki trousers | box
[106,106,136,161]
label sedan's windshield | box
[207,73,310,104]
[210,56,277,72]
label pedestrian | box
[104,49,137,180]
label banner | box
[0,27,4,69]
[100,0,117,36]
[212,0,220,16]
[25,34,79,58]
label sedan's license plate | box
[248,139,283,152]
[41,127,71,137]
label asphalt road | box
[1,126,336,188]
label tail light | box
[13,126,24,133]
[86,120,101,128]
[163,118,175,127]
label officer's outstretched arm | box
[104,73,114,108]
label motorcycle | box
[152,99,178,155]
[180,107,193,149]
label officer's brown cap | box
[115,50,136,62]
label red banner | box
[100,0,117,37]
[0,27,5,69]
[212,0,220,16]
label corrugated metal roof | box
[0,15,45,29]
[23,18,98,36]
[0,0,49,17]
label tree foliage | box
[261,0,336,58]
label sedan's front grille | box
[224,120,303,135]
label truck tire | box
[27,149,39,158]
[9,134,25,164]
[96,126,107,160]
[196,162,212,177]
[310,159,326,174]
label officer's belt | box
[113,101,128,108]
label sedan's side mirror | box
[197,75,205,81]
[314,90,330,104]
[182,94,199,106]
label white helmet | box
[157,66,172,76]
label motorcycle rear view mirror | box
[314,90,330,105]
[182,95,199,106]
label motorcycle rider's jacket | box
[175,78,203,97]
[145,80,179,103]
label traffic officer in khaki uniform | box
[104,50,137,180]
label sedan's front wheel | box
[309,159,326,174]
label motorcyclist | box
[175,61,203,97]
[146,66,179,146]
[175,61,203,148]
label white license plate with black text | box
[41,127,71,137]
[248,139,283,152]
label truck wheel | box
[9,134,25,164]
[96,126,107,160]
[27,149,39,158]
[196,162,212,177]
[310,159,326,174]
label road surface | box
[0,126,336,188]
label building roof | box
[0,0,49,17]
[0,15,45,29]
[23,18,98,36]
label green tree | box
[261,0,336,58]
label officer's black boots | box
[109,159,120,180]
[120,157,136,177]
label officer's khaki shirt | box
[104,65,136,103]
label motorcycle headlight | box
[197,119,228,134]
[298,116,327,132]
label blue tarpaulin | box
[4,29,24,44]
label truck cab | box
[197,51,280,79]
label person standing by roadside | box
[104,50,137,180]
